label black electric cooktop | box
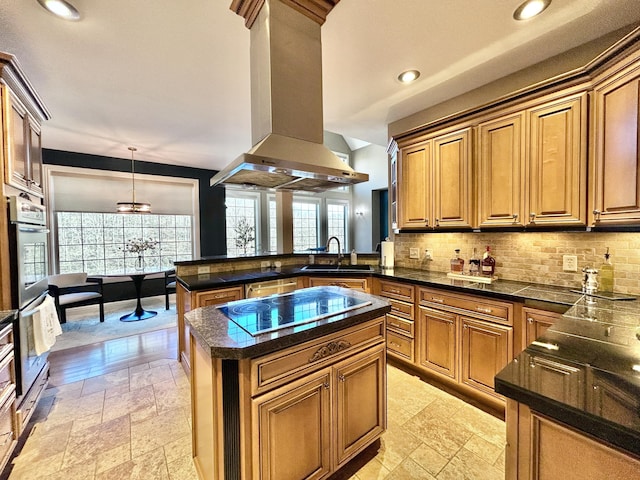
[217,287,372,336]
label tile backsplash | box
[393,232,640,295]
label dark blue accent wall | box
[43,149,227,256]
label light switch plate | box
[562,255,578,272]
[409,248,419,259]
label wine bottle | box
[481,246,495,277]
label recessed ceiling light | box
[513,0,551,20]
[398,70,420,84]
[37,0,80,21]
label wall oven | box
[7,194,50,399]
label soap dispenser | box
[600,247,614,293]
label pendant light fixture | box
[117,147,151,214]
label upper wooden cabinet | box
[590,56,640,226]
[398,139,431,228]
[477,113,526,227]
[526,93,587,226]
[477,93,588,228]
[397,128,472,230]
[1,54,50,198]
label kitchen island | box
[184,286,391,480]
[495,296,640,479]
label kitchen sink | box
[301,264,374,273]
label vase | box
[136,254,144,271]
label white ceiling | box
[0,0,639,171]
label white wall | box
[352,144,388,252]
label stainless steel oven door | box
[15,223,49,308]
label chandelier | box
[116,147,151,214]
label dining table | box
[107,267,172,322]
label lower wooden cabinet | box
[177,283,244,376]
[523,307,561,348]
[506,400,640,480]
[417,307,457,379]
[190,317,386,480]
[460,317,512,396]
[253,372,332,480]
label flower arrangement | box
[123,237,158,254]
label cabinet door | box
[460,317,512,396]
[334,346,386,467]
[590,60,640,225]
[523,307,560,348]
[477,113,526,227]
[433,128,472,228]
[4,89,28,191]
[527,93,587,226]
[27,119,43,196]
[176,283,192,374]
[398,140,431,228]
[254,372,332,480]
[417,307,457,379]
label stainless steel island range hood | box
[211,0,369,192]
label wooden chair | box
[165,269,176,310]
[48,273,105,324]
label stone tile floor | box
[7,361,505,479]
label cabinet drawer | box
[419,288,512,325]
[16,362,48,434]
[387,298,414,320]
[194,286,244,307]
[251,317,384,396]
[308,277,370,292]
[0,353,15,403]
[0,392,16,472]
[386,330,414,362]
[379,281,415,302]
[386,314,414,337]
[0,325,13,362]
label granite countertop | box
[184,286,391,360]
[495,296,640,456]
[0,310,17,327]
[178,266,585,307]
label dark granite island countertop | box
[496,296,640,456]
[184,286,391,359]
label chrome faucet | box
[326,236,343,265]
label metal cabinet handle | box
[592,209,601,223]
[431,297,444,303]
[463,324,468,329]
[425,218,430,227]
[338,374,346,382]
[388,341,401,348]
[324,382,330,389]
[527,317,533,324]
[529,212,536,221]
[476,306,493,314]
[435,218,440,227]
[512,213,519,223]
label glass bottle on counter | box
[481,246,495,277]
[599,247,614,293]
[450,249,464,273]
[469,248,480,276]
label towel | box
[32,295,63,355]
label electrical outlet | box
[425,249,433,260]
[409,248,419,259]
[563,255,578,272]
[197,265,209,274]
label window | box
[327,201,348,252]
[56,212,193,275]
[292,199,319,251]
[226,194,258,256]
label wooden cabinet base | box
[190,318,387,480]
[505,399,640,480]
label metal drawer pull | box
[512,213,518,223]
[330,282,352,288]
[476,306,493,314]
[324,382,330,389]
[431,297,444,303]
[338,375,346,382]
[388,341,402,348]
[308,340,352,363]
[527,317,533,324]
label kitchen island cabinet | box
[184,287,390,480]
[496,296,640,479]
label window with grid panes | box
[56,212,192,275]
[225,195,258,256]
[327,202,348,253]
[292,199,319,251]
